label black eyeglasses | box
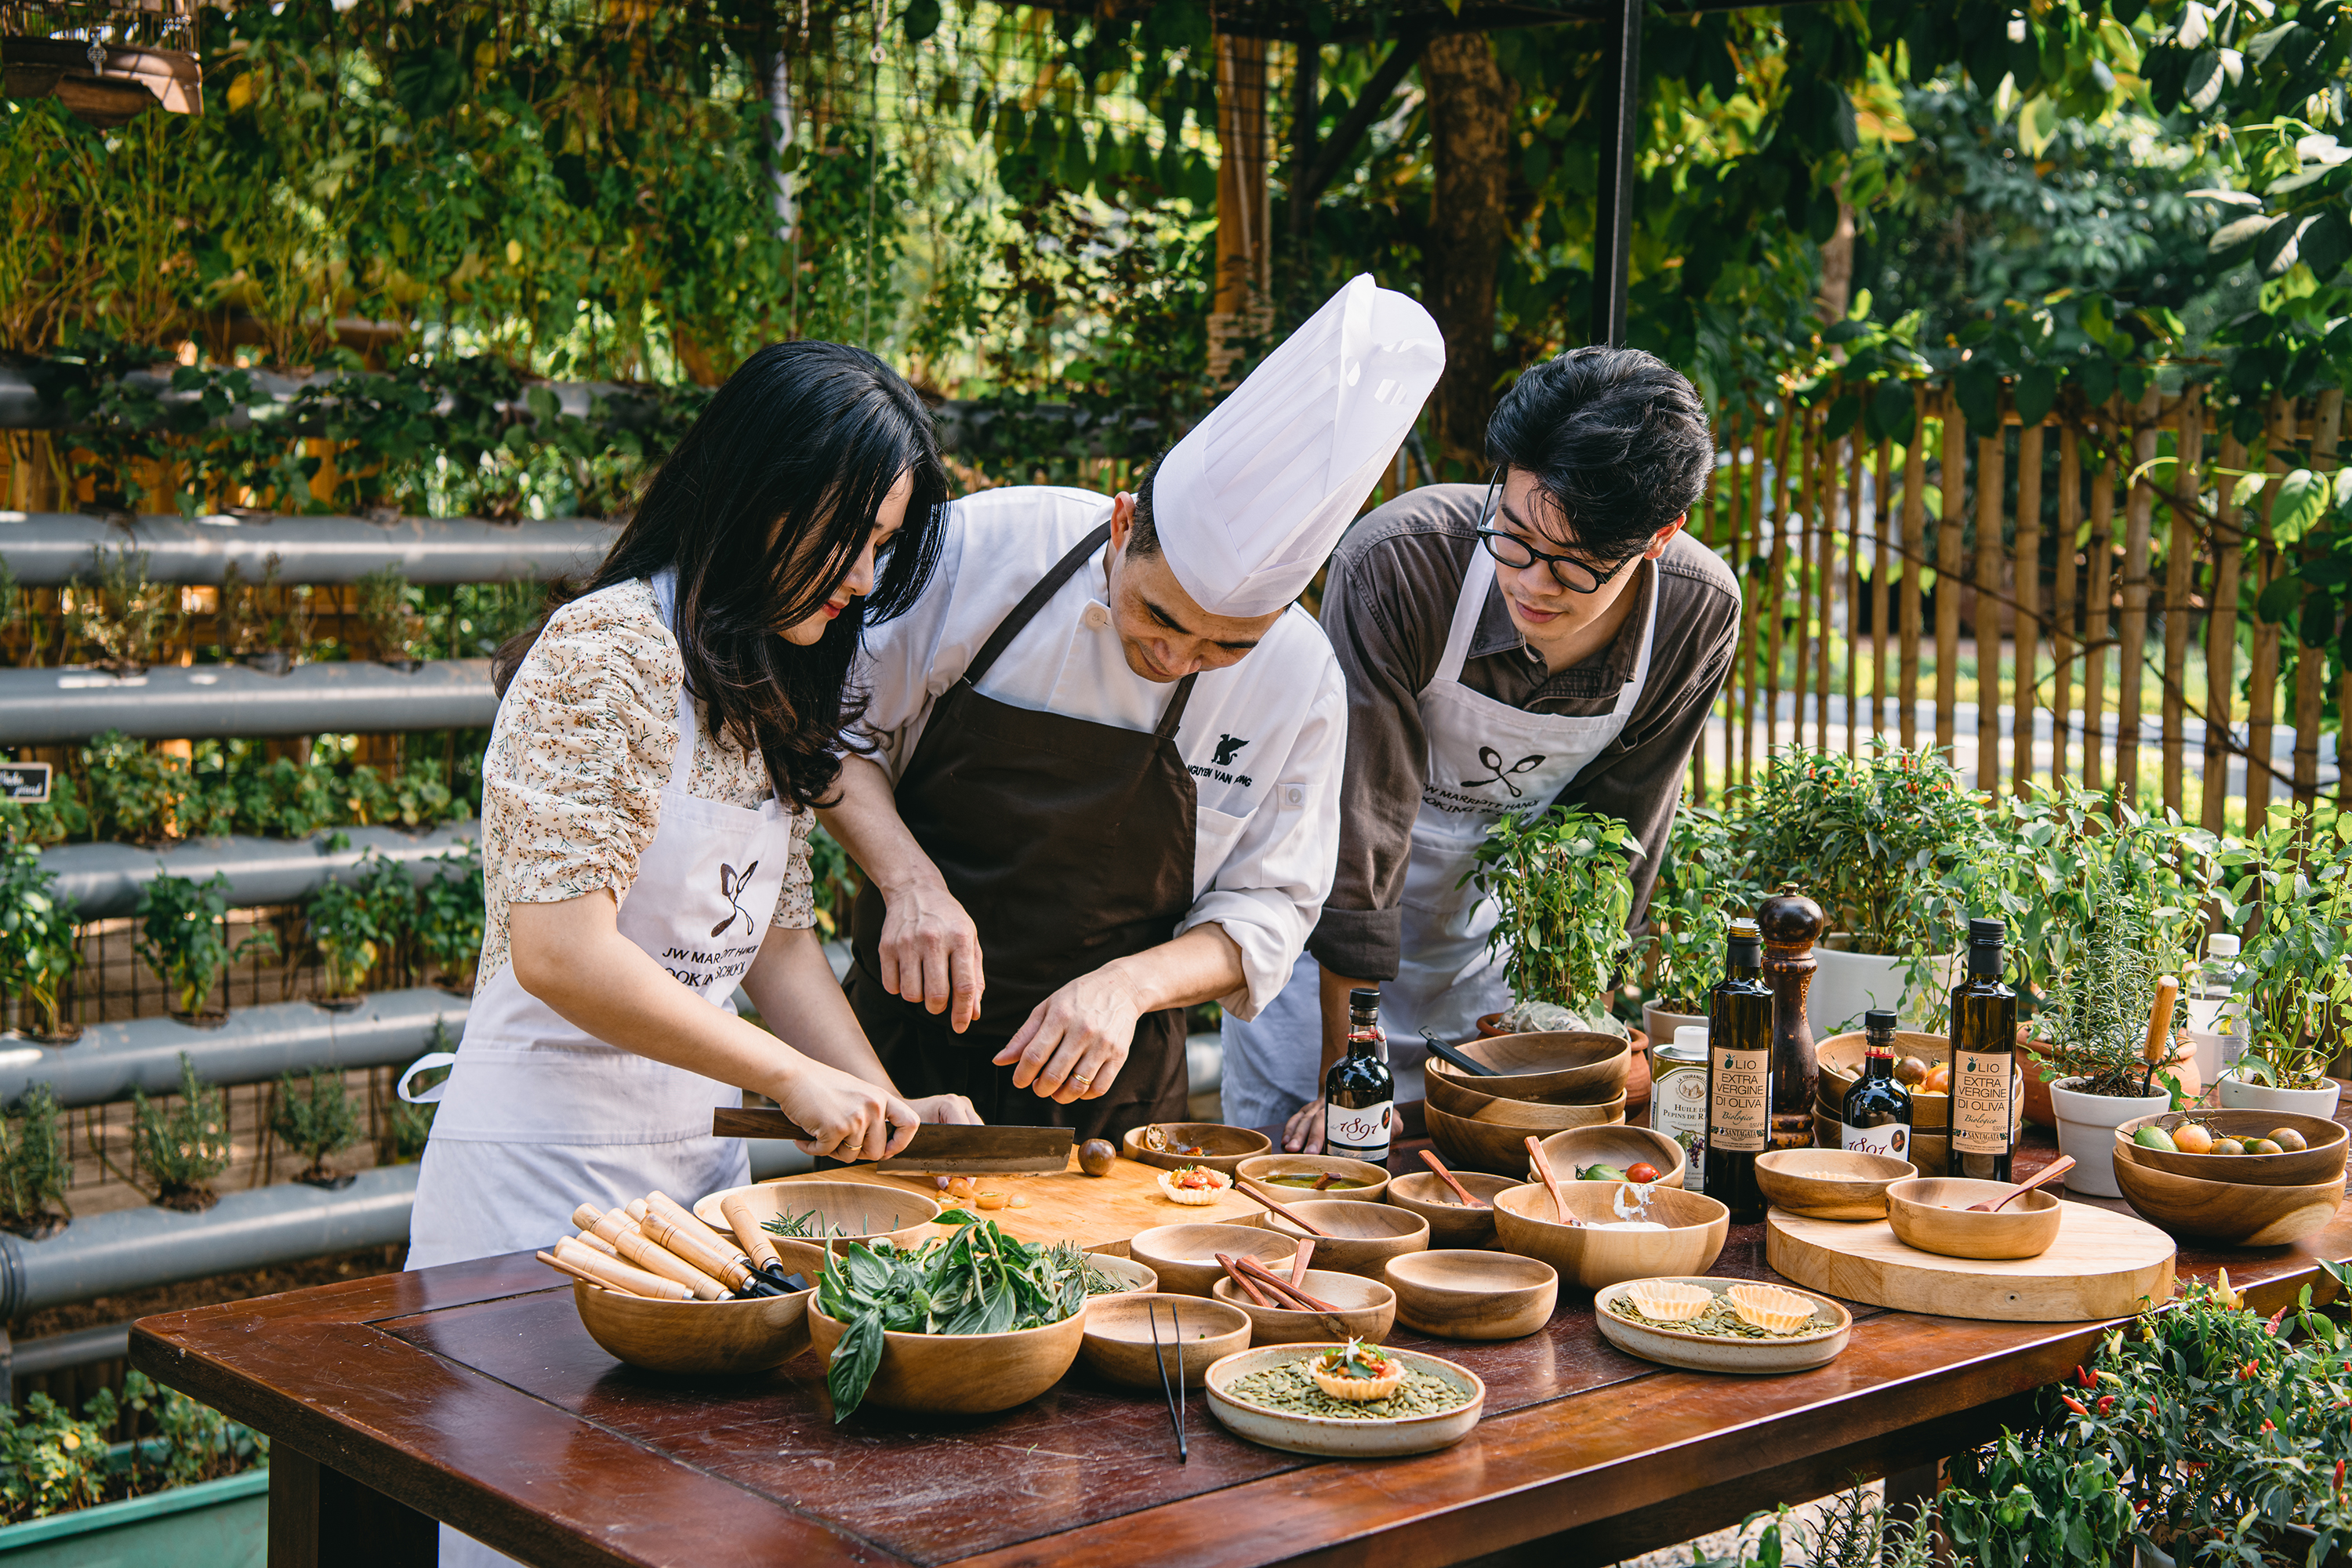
[1474,470,1634,595]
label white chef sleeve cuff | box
[1175,892,1306,1021]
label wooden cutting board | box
[749,1152,1269,1254]
[1766,1202,2176,1322]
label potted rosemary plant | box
[2212,810,2348,1118]
[1468,806,1639,1041]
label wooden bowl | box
[1424,1031,1632,1102]
[1121,1122,1272,1175]
[1816,1029,1951,1127]
[1491,1182,1730,1291]
[1233,1153,1390,1203]
[1080,1252,1158,1295]
[1203,1345,1485,1457]
[1884,1178,2063,1261]
[1525,1126,1687,1189]
[807,1298,1086,1417]
[1211,1269,1399,1345]
[1427,1101,1624,1175]
[1755,1149,1918,1221]
[1079,1293,1253,1389]
[1427,1087,1630,1131]
[1424,1064,1627,1120]
[1260,1201,1430,1277]
[1383,1250,1557,1341]
[572,1238,825,1376]
[2112,1110,2347,1188]
[1384,1171,1517,1247]
[2110,1139,2347,1247]
[691,1178,942,1250]
[1130,1222,1297,1298]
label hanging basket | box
[1,37,201,127]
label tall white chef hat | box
[1149,274,1445,618]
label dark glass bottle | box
[1948,919,2018,1183]
[1839,1007,1915,1162]
[1323,989,1395,1166]
[1704,920,1773,1223]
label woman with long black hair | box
[402,341,976,1286]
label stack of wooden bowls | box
[1423,1032,1632,1175]
[2109,1110,2348,1247]
[1813,1029,2024,1176]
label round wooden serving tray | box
[1765,1203,2175,1323]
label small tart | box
[1157,1166,1232,1206]
[1308,1344,1403,1402]
[1726,1283,1819,1334]
[1623,1279,1713,1322]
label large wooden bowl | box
[1491,1182,1730,1290]
[1122,1122,1272,1175]
[1884,1178,2063,1261]
[1383,1250,1557,1341]
[808,1298,1086,1417]
[1424,1064,1631,1122]
[1211,1269,1398,1345]
[1261,1200,1430,1277]
[1078,1293,1252,1389]
[2112,1110,2347,1188]
[1815,1029,1951,1128]
[2110,1140,2347,1247]
[1424,1031,1632,1102]
[691,1179,942,1250]
[1384,1171,1517,1247]
[1427,1101,1624,1175]
[1755,1149,1918,1221]
[1525,1125,1687,1189]
[1130,1222,1297,1297]
[572,1240,829,1375]
[1233,1153,1390,1203]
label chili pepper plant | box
[0,841,81,1041]
[134,871,277,1022]
[1468,805,1638,1035]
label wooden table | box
[132,1123,2351,1568]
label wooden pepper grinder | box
[1756,886,1829,1150]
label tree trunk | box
[1421,32,1512,478]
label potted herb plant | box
[1468,806,1639,1041]
[357,564,427,670]
[305,874,385,1008]
[130,1054,232,1211]
[67,546,180,675]
[270,1068,361,1188]
[413,844,484,994]
[2212,811,2348,1119]
[0,842,82,1044]
[133,871,278,1025]
[0,1085,71,1240]
[1639,804,1762,1048]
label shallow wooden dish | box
[1234,1153,1390,1203]
[1078,1293,1252,1389]
[1755,1149,1918,1221]
[1210,1270,1398,1346]
[572,1239,827,1375]
[1526,1125,1687,1189]
[1427,1100,1624,1175]
[1491,1182,1730,1291]
[807,1298,1086,1417]
[1424,1031,1632,1102]
[2111,1110,2347,1188]
[1424,1065,1626,1121]
[1121,1122,1273,1175]
[1384,1171,1516,1247]
[1815,1029,1951,1127]
[2110,1139,2347,1247]
[1261,1200,1430,1277]
[1594,1276,1852,1374]
[1080,1252,1158,1294]
[1130,1222,1297,1297]
[1203,1345,1486,1457]
[1383,1250,1557,1341]
[691,1178,942,1250]
[1885,1178,2063,1261]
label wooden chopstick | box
[1419,1149,1488,1209]
[1232,1254,1341,1313]
[1218,1252,1277,1307]
[1237,1178,1337,1236]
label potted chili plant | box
[0,842,82,1044]
[1639,804,1761,1048]
[132,872,277,1026]
[1468,806,1639,1041]
[2212,811,2348,1119]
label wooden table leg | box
[270,1445,439,1567]
[1882,1457,1944,1563]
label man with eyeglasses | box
[1218,346,1740,1152]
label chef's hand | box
[776,1061,921,1163]
[877,874,985,1033]
[1282,1098,1327,1154]
[993,967,1145,1105]
[906,1092,982,1125]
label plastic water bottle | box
[2187,935,2247,1082]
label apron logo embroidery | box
[711,861,758,938]
[1462,746,1546,797]
[1212,734,1250,766]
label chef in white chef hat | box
[822,274,1444,1141]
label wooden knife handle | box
[713,1107,818,1141]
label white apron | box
[1221,552,1656,1128]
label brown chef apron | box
[850,521,1199,1142]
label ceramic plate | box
[1593,1276,1852,1374]
[1203,1344,1485,1457]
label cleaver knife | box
[712,1108,1074,1174]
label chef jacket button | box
[1283,784,1305,807]
[1083,604,1110,630]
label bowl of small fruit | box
[2115,1110,2347,1188]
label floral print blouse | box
[476,577,816,992]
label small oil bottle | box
[1323,989,1395,1166]
[1838,1007,1914,1161]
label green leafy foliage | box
[69,731,469,844]
[64,547,180,672]
[2034,848,2172,1099]
[0,1084,71,1231]
[270,1069,362,1181]
[2213,807,2352,1088]
[412,844,485,990]
[1469,807,1638,1017]
[305,851,413,999]
[0,769,89,849]
[133,871,276,1019]
[1645,805,1766,1013]
[129,1053,232,1206]
[1693,1485,1939,1568]
[0,841,79,1039]
[0,1392,113,1523]
[0,1370,266,1523]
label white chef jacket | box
[849,485,1348,1019]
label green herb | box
[1224,1359,1472,1421]
[815,1212,1088,1421]
[1610,1294,1818,1341]
[760,1207,873,1240]
[270,1068,361,1183]
[1047,1241,1135,1297]
[1315,1338,1395,1381]
[1468,806,1637,1017]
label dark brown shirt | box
[1308,484,1741,980]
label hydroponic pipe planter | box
[0,987,469,1110]
[0,659,495,743]
[0,1163,417,1318]
[0,510,615,586]
[0,359,659,433]
[42,823,479,920]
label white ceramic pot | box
[1642,1004,1708,1048]
[1808,941,1959,1035]
[2049,1077,2172,1197]
[2215,1071,2342,1119]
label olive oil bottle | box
[1704,919,1773,1223]
[1323,989,1395,1166]
[1838,1007,1914,1161]
[1948,919,2018,1183]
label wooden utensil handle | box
[640,1193,760,1290]
[1233,1254,1340,1314]
[1217,1253,1276,1307]
[607,1226,728,1301]
[1526,1135,1576,1226]
[720,1193,786,1272]
[1419,1149,1488,1209]
[2145,976,2181,1058]
[1289,1236,1316,1287]
[538,1250,646,1298]
[552,1237,693,1301]
[1236,1178,1336,1237]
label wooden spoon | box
[1237,1178,1338,1237]
[1525,1135,1579,1227]
[1419,1148,1489,1209]
[1967,1155,2077,1212]
[1289,1236,1316,1287]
